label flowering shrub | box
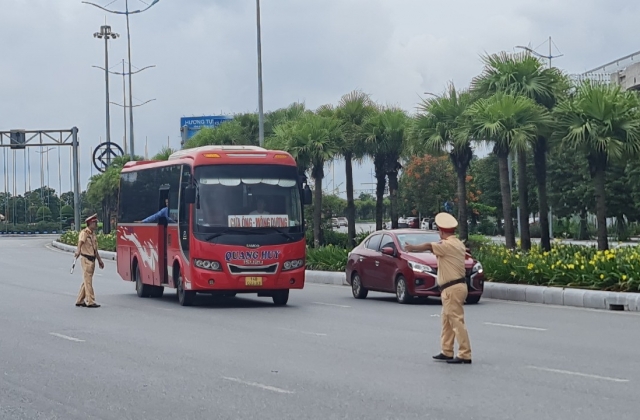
[475,244,640,292]
[58,231,116,252]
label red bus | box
[116,145,312,306]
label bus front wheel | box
[272,290,289,306]
[177,271,195,307]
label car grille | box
[227,263,279,275]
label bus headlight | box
[194,259,222,271]
[283,259,304,271]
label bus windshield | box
[194,164,302,236]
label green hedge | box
[59,231,116,252]
[1,222,69,234]
[475,243,640,292]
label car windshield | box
[396,232,441,251]
[194,164,302,235]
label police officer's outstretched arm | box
[404,241,434,253]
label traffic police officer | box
[74,214,104,308]
[405,212,472,364]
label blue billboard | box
[180,115,233,142]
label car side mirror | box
[303,185,312,206]
[184,186,196,204]
[381,247,396,257]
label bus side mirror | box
[184,186,196,204]
[303,185,312,206]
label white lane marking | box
[484,298,640,317]
[430,314,440,317]
[278,327,327,337]
[50,333,85,342]
[527,366,629,383]
[306,283,347,289]
[222,377,294,394]
[484,322,547,331]
[312,302,351,308]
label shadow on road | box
[121,291,300,310]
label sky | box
[1,0,640,199]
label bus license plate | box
[245,277,263,287]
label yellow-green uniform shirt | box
[431,236,466,286]
[78,228,98,258]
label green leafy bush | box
[475,243,640,292]
[306,245,349,272]
[58,231,116,252]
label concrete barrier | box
[305,271,349,286]
[50,240,639,311]
[562,289,586,308]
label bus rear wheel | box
[272,290,289,306]
[135,264,152,298]
[176,270,195,307]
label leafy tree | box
[269,112,342,247]
[336,90,375,247]
[412,83,474,240]
[36,206,52,222]
[464,93,552,249]
[399,155,456,216]
[554,80,640,250]
[152,147,177,161]
[363,107,409,230]
[471,51,570,251]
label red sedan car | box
[345,229,484,304]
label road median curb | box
[50,241,638,310]
[52,240,117,261]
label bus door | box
[158,185,170,286]
[166,185,183,288]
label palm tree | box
[364,107,409,230]
[554,80,640,250]
[471,51,569,251]
[412,83,474,241]
[336,90,375,246]
[464,93,552,249]
[152,146,177,161]
[270,112,342,247]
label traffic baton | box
[70,256,77,274]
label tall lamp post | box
[83,0,161,158]
[256,0,265,147]
[94,25,119,166]
[92,61,155,155]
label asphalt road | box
[1,237,639,420]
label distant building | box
[577,50,640,92]
[610,62,640,91]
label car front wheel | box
[396,276,413,304]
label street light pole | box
[125,0,135,158]
[82,0,161,159]
[256,0,265,147]
[94,25,119,166]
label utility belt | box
[81,254,96,262]
[438,278,466,292]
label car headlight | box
[471,262,483,274]
[283,259,305,271]
[408,261,434,274]
[194,259,222,271]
